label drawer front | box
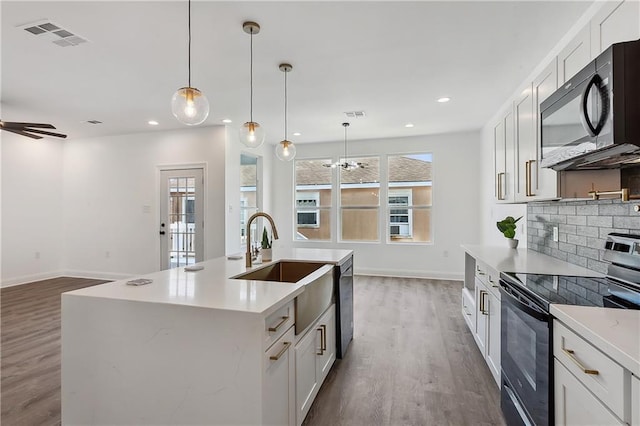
[475,260,489,285]
[461,287,476,332]
[265,300,295,351]
[475,260,500,297]
[553,320,626,419]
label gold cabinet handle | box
[562,348,599,375]
[268,316,289,332]
[488,277,498,288]
[497,172,505,200]
[479,290,488,315]
[525,160,536,197]
[269,341,291,361]
[320,324,327,351]
[316,327,325,355]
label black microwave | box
[540,39,640,171]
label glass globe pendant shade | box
[275,140,296,161]
[171,87,210,126]
[239,121,265,148]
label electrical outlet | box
[35,251,40,259]
[553,226,559,242]
[443,250,449,258]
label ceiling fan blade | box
[22,128,67,139]
[0,121,56,129]
[1,127,43,139]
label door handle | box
[479,290,488,315]
[497,172,505,200]
[525,160,536,197]
[316,327,325,355]
[159,231,166,235]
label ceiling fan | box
[323,122,367,170]
[0,120,67,140]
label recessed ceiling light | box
[222,119,232,123]
[405,123,414,128]
[148,120,159,126]
[437,97,451,103]
[293,132,301,136]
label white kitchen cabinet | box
[295,303,336,426]
[591,0,640,58]
[558,25,591,85]
[263,326,296,426]
[485,289,501,386]
[494,108,516,203]
[554,359,624,426]
[514,85,535,202]
[474,278,488,356]
[633,374,640,426]
[472,259,501,387]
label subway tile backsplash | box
[527,199,640,274]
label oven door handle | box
[500,285,548,322]
[504,382,534,426]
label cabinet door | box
[485,290,501,387]
[494,118,506,202]
[495,108,516,203]
[532,60,559,200]
[515,85,535,202]
[632,375,640,426]
[558,25,591,85]
[591,0,640,57]
[263,326,295,426]
[554,359,624,425]
[474,278,488,357]
[316,304,336,383]
[295,325,320,426]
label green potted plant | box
[261,227,273,262]
[497,216,522,248]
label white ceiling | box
[1,1,593,144]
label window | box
[295,159,332,240]
[387,154,432,243]
[240,154,259,247]
[340,156,380,242]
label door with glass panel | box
[160,168,204,270]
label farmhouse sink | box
[233,261,334,335]
[232,261,326,283]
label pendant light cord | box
[188,0,191,88]
[344,124,348,162]
[284,70,288,140]
[250,29,254,122]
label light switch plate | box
[553,226,559,242]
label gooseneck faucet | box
[246,212,279,268]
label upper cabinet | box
[494,108,516,203]
[558,25,591,85]
[591,0,640,57]
[514,85,535,202]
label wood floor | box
[302,276,505,426]
[1,277,108,426]
[1,275,504,426]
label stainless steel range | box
[499,233,640,426]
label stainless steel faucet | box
[246,212,279,268]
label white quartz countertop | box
[63,248,352,317]
[550,304,640,376]
[462,244,602,276]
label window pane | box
[296,209,331,240]
[295,159,332,207]
[389,207,431,243]
[340,157,380,206]
[341,209,379,241]
[241,154,259,248]
[388,154,432,207]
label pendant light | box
[324,122,363,170]
[239,21,265,148]
[275,63,297,161]
[171,0,209,125]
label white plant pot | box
[261,248,272,262]
[508,238,519,249]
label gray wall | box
[527,199,640,273]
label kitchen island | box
[61,248,352,426]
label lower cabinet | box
[554,359,623,425]
[263,326,296,426]
[473,275,501,386]
[633,375,640,426]
[295,304,336,426]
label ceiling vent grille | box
[86,120,102,125]
[344,111,366,119]
[18,20,88,47]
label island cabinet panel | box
[63,295,271,425]
[263,326,296,426]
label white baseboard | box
[354,267,463,282]
[1,270,66,288]
[63,270,134,281]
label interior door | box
[160,168,204,270]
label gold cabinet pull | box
[316,327,325,355]
[497,172,505,200]
[562,348,599,375]
[269,341,291,361]
[488,277,498,288]
[320,324,327,351]
[268,316,289,332]
[525,160,536,197]
[479,290,488,315]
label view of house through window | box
[340,157,380,241]
[295,159,332,240]
[388,154,432,243]
[240,154,259,248]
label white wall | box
[61,126,226,280]
[224,128,274,256]
[1,133,66,285]
[272,131,482,280]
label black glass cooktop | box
[500,272,640,310]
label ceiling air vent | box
[344,111,366,119]
[86,120,102,125]
[18,20,88,47]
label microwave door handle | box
[593,74,609,135]
[580,74,600,137]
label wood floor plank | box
[1,277,108,426]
